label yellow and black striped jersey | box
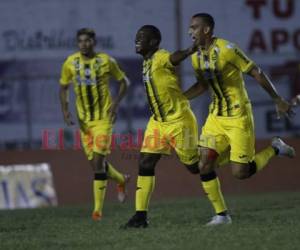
[60,52,126,122]
[143,49,190,122]
[191,38,255,117]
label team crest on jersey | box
[73,60,81,70]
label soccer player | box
[59,28,130,221]
[184,13,296,225]
[122,25,201,228]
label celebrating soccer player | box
[122,25,201,228]
[59,28,130,221]
[184,13,295,225]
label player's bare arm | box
[183,81,208,100]
[170,43,198,66]
[109,77,130,122]
[59,85,74,126]
[248,66,293,119]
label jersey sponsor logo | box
[76,77,97,86]
[238,154,248,159]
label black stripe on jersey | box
[144,80,157,120]
[96,81,102,120]
[84,64,95,121]
[75,57,87,121]
[198,54,215,114]
[203,55,222,116]
[234,48,250,64]
[214,68,231,116]
[211,95,217,114]
[148,76,165,122]
[95,57,102,120]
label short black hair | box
[192,13,215,31]
[76,28,96,41]
[139,25,161,44]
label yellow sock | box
[136,176,155,211]
[107,162,125,184]
[202,177,227,214]
[254,146,275,172]
[93,180,107,213]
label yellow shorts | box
[79,119,113,160]
[199,104,255,164]
[141,109,199,165]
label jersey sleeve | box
[59,59,72,86]
[109,57,126,81]
[159,51,174,69]
[225,43,255,73]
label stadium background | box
[0,0,300,207]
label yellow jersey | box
[143,49,190,122]
[191,38,255,117]
[60,52,126,122]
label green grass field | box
[0,192,300,250]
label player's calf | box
[138,153,161,176]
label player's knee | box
[231,168,250,180]
[138,157,155,176]
[93,153,106,172]
[185,163,200,175]
[199,160,215,175]
[199,148,218,174]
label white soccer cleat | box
[271,137,295,158]
[117,174,130,203]
[205,215,232,226]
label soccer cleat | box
[120,214,149,229]
[271,137,295,158]
[117,174,130,203]
[205,215,232,226]
[92,211,102,221]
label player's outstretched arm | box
[183,81,208,100]
[59,85,75,126]
[248,66,294,119]
[170,43,198,66]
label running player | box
[122,25,200,228]
[184,13,295,225]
